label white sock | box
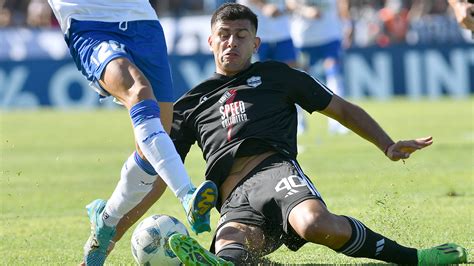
[133,117,192,199]
[103,153,159,226]
[129,100,193,201]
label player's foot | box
[169,233,234,266]
[418,243,467,265]
[181,180,218,234]
[79,241,115,266]
[83,199,116,266]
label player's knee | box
[106,60,154,106]
[294,209,335,241]
[216,242,257,265]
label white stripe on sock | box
[375,239,385,256]
[342,217,366,255]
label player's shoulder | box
[252,60,295,76]
[193,75,226,93]
[256,60,290,70]
[253,60,298,79]
[175,76,222,106]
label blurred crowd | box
[0,0,467,47]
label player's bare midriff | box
[219,151,276,206]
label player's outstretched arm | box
[319,95,432,161]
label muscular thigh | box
[66,20,173,105]
[216,154,324,251]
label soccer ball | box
[131,214,189,265]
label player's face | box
[208,19,260,76]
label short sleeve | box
[285,67,334,113]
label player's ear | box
[208,35,213,52]
[253,36,261,53]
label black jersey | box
[170,61,333,188]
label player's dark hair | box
[211,3,258,32]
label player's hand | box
[385,136,433,161]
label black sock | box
[216,243,257,265]
[335,216,418,264]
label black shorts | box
[216,153,325,252]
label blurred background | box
[0,0,472,109]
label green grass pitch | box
[1,98,472,264]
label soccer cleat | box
[418,243,467,265]
[169,233,234,266]
[182,180,218,234]
[83,199,116,266]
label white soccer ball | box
[131,214,189,265]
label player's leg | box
[83,148,164,264]
[169,221,269,265]
[157,102,173,133]
[67,20,216,265]
[101,102,172,246]
[78,176,167,266]
[111,173,167,244]
[215,222,274,264]
[97,21,216,233]
[289,199,467,264]
[63,20,143,265]
[152,101,217,234]
[85,175,166,258]
[84,56,217,263]
[170,155,291,265]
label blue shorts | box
[65,19,173,102]
[257,38,297,63]
[297,40,343,66]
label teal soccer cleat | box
[182,180,218,234]
[83,199,116,266]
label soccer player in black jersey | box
[106,3,468,265]
[165,3,468,265]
